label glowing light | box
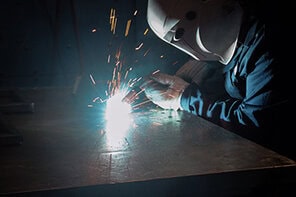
[91,7,153,145]
[113,18,117,34]
[105,92,131,121]
[107,54,111,63]
[89,74,96,85]
[125,19,132,37]
[144,48,150,56]
[144,28,149,35]
[105,92,133,147]
[110,8,116,31]
[135,43,143,50]
[152,69,160,75]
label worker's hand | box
[141,72,189,110]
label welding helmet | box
[147,0,243,65]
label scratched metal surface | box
[0,87,295,194]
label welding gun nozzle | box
[122,86,143,104]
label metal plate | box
[0,87,295,195]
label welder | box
[124,0,292,158]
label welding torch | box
[121,86,144,104]
[121,70,160,104]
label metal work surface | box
[0,87,295,195]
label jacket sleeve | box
[180,52,287,135]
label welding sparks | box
[135,43,143,50]
[143,48,150,56]
[144,28,149,35]
[89,74,96,85]
[89,7,173,142]
[110,8,117,34]
[125,19,132,37]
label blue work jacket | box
[180,3,292,157]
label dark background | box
[0,0,189,96]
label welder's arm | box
[180,83,246,129]
[179,58,287,134]
[142,72,189,111]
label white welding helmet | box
[147,0,243,65]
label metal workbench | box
[0,87,295,196]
